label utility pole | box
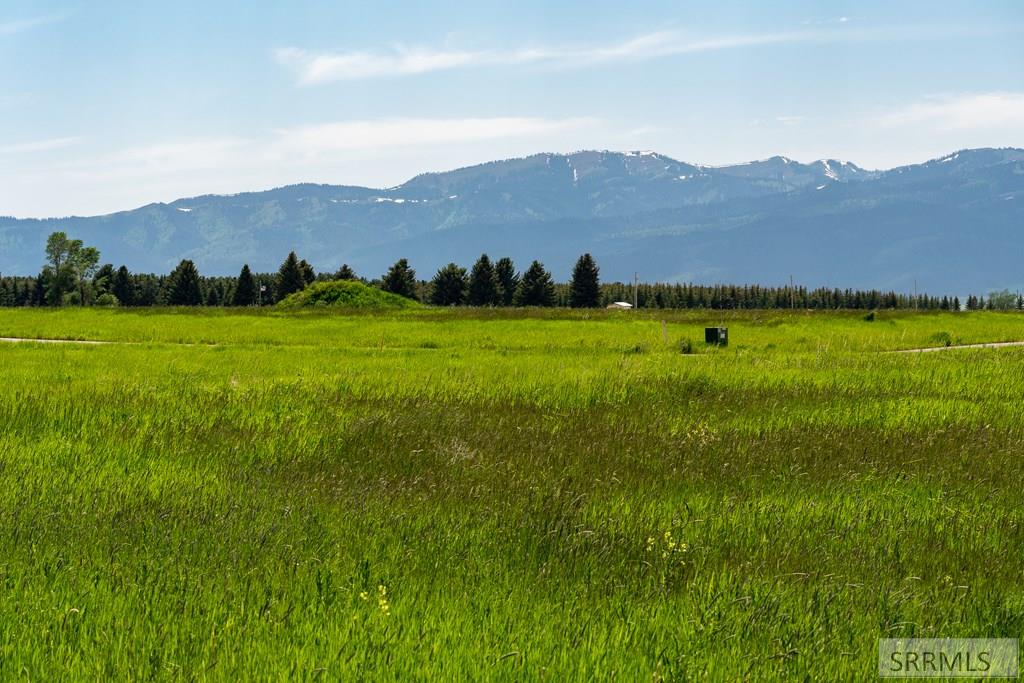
[790,275,795,310]
[914,278,918,310]
[633,272,638,309]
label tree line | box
[1,231,1020,311]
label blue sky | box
[1,0,1023,217]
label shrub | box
[277,280,420,309]
[95,293,119,307]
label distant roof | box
[608,301,633,308]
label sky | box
[1,0,1023,218]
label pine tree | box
[335,264,356,280]
[568,253,601,307]
[429,263,468,305]
[166,260,202,306]
[233,264,257,306]
[514,260,555,307]
[136,276,159,306]
[298,259,316,285]
[112,266,134,306]
[277,251,306,298]
[381,258,417,299]
[495,257,518,306]
[467,254,499,306]
[32,275,45,306]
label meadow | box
[1,307,1024,680]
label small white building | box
[606,301,633,310]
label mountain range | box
[2,147,1023,293]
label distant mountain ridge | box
[2,147,1023,293]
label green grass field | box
[2,308,1023,680]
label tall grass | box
[0,309,1022,679]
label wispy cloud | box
[877,92,1024,130]
[276,30,827,85]
[268,117,597,157]
[3,116,601,215]
[775,116,805,126]
[802,17,850,26]
[0,11,69,37]
[20,117,594,183]
[278,23,1010,85]
[0,136,81,154]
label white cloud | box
[625,125,668,138]
[278,23,1011,85]
[275,46,482,83]
[268,117,598,157]
[110,138,250,171]
[0,12,69,36]
[877,92,1024,131]
[775,116,805,126]
[802,17,851,26]
[276,30,835,84]
[2,118,604,216]
[0,136,81,154]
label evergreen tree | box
[467,254,499,306]
[381,258,417,299]
[514,260,555,307]
[232,264,257,306]
[30,275,44,306]
[335,264,356,280]
[495,257,518,306]
[112,266,134,306]
[298,259,316,286]
[137,276,160,306]
[429,263,468,305]
[568,253,601,307]
[204,284,221,306]
[166,260,202,306]
[277,251,306,298]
